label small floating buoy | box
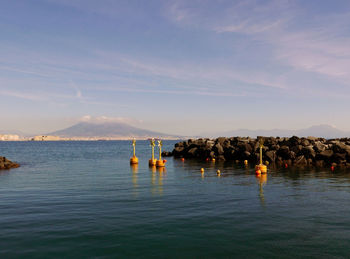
[212,158,216,162]
[217,170,221,176]
[181,158,185,162]
[200,168,205,173]
[285,163,288,168]
[206,158,209,162]
[331,166,335,171]
[244,160,248,165]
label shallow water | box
[1,141,350,258]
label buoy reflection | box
[149,166,165,195]
[256,173,267,205]
[130,164,139,197]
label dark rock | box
[187,147,198,158]
[302,146,316,158]
[277,146,290,159]
[291,145,303,154]
[314,141,326,152]
[0,157,20,170]
[319,150,334,159]
[243,151,251,159]
[265,151,276,162]
[315,160,325,167]
[162,151,173,157]
[301,139,310,146]
[214,143,224,155]
[217,155,226,161]
[294,155,307,166]
[307,158,313,166]
[173,146,185,157]
[168,136,350,169]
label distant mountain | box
[48,121,180,139]
[203,124,350,139]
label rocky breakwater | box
[163,136,350,168]
[0,156,20,170]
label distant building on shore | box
[0,134,20,141]
[32,135,61,141]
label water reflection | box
[149,166,165,195]
[130,164,138,197]
[256,173,267,205]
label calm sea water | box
[1,141,350,258]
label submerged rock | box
[0,157,20,170]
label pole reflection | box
[256,173,267,205]
[130,164,138,197]
[149,166,166,196]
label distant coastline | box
[0,135,183,141]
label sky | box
[1,0,350,135]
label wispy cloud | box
[165,0,350,89]
[0,90,45,101]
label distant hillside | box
[204,124,350,139]
[48,122,180,139]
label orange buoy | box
[149,159,157,166]
[285,163,288,168]
[200,168,204,173]
[130,156,139,165]
[331,166,335,171]
[156,159,165,167]
[156,140,166,167]
[130,138,139,165]
[181,158,185,162]
[255,164,267,174]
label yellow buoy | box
[244,160,248,165]
[200,168,204,173]
[217,170,221,176]
[130,138,139,165]
[255,169,261,176]
[156,140,166,167]
[149,138,157,166]
[255,164,267,173]
[212,158,216,162]
[255,138,267,174]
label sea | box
[1,140,350,258]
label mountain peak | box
[48,121,179,139]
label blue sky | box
[1,0,350,135]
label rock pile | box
[0,156,20,170]
[163,136,350,168]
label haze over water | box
[1,141,350,258]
